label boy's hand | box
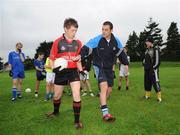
[71,55,81,62]
[18,48,22,54]
[9,70,13,77]
[53,66,62,73]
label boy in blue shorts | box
[34,52,45,97]
[8,42,25,101]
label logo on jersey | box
[67,44,73,47]
[61,46,66,51]
[75,46,78,51]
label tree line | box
[1,18,179,71]
[126,18,180,61]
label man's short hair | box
[63,18,78,29]
[103,21,113,30]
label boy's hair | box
[63,18,78,29]
[103,21,113,30]
[38,52,44,56]
[16,42,23,47]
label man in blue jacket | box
[81,21,129,122]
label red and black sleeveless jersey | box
[50,34,82,68]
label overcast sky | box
[0,0,180,61]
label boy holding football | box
[47,18,85,128]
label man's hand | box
[153,66,157,70]
[80,71,87,81]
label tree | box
[136,30,148,60]
[165,22,180,61]
[34,41,53,60]
[126,31,139,61]
[136,18,163,60]
[146,18,163,46]
[24,56,34,70]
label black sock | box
[73,101,81,123]
[53,99,61,114]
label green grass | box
[0,62,180,135]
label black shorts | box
[54,68,80,85]
[98,68,114,87]
[36,71,45,81]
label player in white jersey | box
[118,47,130,91]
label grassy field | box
[0,62,180,135]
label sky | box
[0,0,180,62]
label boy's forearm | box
[49,59,54,69]
[19,53,25,62]
[35,67,43,71]
[44,65,51,69]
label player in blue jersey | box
[8,42,25,101]
[34,52,45,98]
[81,21,129,122]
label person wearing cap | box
[143,37,162,103]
